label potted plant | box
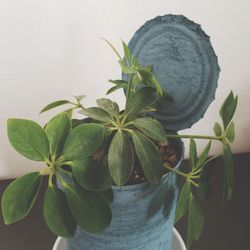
[1,15,238,250]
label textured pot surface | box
[67,173,180,250]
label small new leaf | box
[40,100,71,114]
[213,122,222,136]
[225,122,235,143]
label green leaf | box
[131,131,163,185]
[220,91,238,128]
[126,87,159,116]
[45,112,71,158]
[130,117,167,143]
[108,130,133,186]
[96,98,119,117]
[79,107,113,123]
[175,182,191,223]
[74,95,86,102]
[213,122,222,136]
[7,119,50,161]
[43,186,76,238]
[187,195,204,248]
[106,84,128,95]
[40,100,71,114]
[195,141,212,169]
[64,109,73,118]
[65,183,112,233]
[189,139,197,169]
[98,188,114,204]
[118,60,137,74]
[2,172,41,225]
[132,55,140,68]
[122,40,131,63]
[223,142,234,201]
[72,158,112,191]
[102,38,122,61]
[225,121,235,143]
[109,79,128,85]
[63,123,104,160]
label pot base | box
[53,228,186,250]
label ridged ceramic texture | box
[66,139,184,250]
[125,14,220,131]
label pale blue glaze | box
[66,139,184,250]
[124,14,220,131]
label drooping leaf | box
[108,130,133,186]
[195,141,212,169]
[131,131,163,185]
[45,112,71,158]
[65,183,112,233]
[79,107,113,123]
[220,91,238,129]
[40,100,71,114]
[223,142,234,201]
[187,194,204,248]
[106,84,128,95]
[98,188,114,204]
[225,121,235,143]
[189,139,197,169]
[43,186,76,238]
[63,123,104,160]
[213,122,222,136]
[72,158,112,191]
[96,98,119,117]
[130,117,167,143]
[175,182,191,223]
[2,172,41,225]
[109,79,128,85]
[7,119,50,161]
[126,87,159,116]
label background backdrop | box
[0,0,249,179]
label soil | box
[125,141,180,185]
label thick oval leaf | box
[79,107,113,123]
[65,184,112,233]
[225,121,235,143]
[96,98,119,118]
[72,158,112,191]
[126,87,159,116]
[2,172,41,224]
[130,118,167,143]
[223,142,234,201]
[187,195,204,248]
[45,112,71,158]
[213,122,222,136]
[40,100,71,114]
[63,123,104,160]
[108,130,133,186]
[175,182,190,223]
[44,186,76,238]
[7,119,49,161]
[98,188,114,204]
[131,131,163,185]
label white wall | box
[0,0,249,179]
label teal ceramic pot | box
[66,139,184,250]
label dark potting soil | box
[125,141,180,185]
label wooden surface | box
[0,153,249,250]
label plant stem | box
[166,134,222,141]
[163,164,188,178]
